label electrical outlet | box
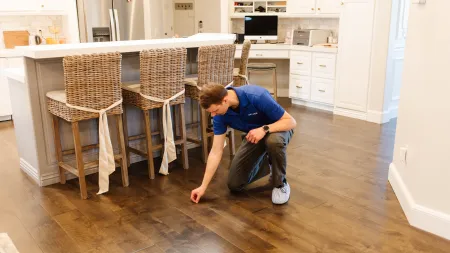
[175,3,193,10]
[400,146,408,164]
[411,0,426,4]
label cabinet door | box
[0,59,13,117]
[335,0,374,111]
[289,75,311,100]
[39,0,67,11]
[0,0,37,12]
[287,0,316,14]
[316,0,342,14]
[311,77,335,104]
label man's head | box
[199,83,231,116]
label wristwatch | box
[263,125,270,134]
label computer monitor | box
[244,15,278,41]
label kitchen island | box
[5,33,235,187]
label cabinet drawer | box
[311,77,334,104]
[7,57,24,68]
[290,51,311,76]
[289,75,310,100]
[312,53,336,79]
[249,50,289,59]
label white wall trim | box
[20,158,40,186]
[389,163,450,241]
[0,115,12,122]
[292,99,334,112]
[366,105,398,124]
[333,107,367,121]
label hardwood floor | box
[1,101,450,253]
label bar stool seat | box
[247,62,277,69]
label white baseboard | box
[367,106,399,124]
[333,107,367,121]
[389,163,450,240]
[20,158,40,186]
[0,115,12,122]
[291,98,334,112]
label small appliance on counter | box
[291,29,330,47]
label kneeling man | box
[191,83,296,204]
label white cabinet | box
[287,0,316,14]
[38,0,67,11]
[289,75,311,100]
[0,57,23,120]
[290,51,312,76]
[335,0,375,112]
[316,0,342,14]
[0,0,37,12]
[311,77,334,104]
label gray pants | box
[227,130,293,191]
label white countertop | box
[0,49,24,58]
[17,33,236,59]
[4,68,25,83]
[235,43,338,53]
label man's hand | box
[191,186,207,203]
[246,127,266,144]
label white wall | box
[389,0,450,240]
[194,0,221,33]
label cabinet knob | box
[41,4,44,7]
[319,89,326,92]
[311,8,315,10]
[319,64,327,67]
[318,8,321,10]
[256,54,263,56]
[297,62,303,65]
[296,85,303,88]
[341,2,344,5]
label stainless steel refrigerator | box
[76,0,145,42]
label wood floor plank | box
[30,220,82,253]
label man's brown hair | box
[199,83,228,109]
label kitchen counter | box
[235,43,338,54]
[0,49,24,58]
[11,33,235,187]
[18,33,235,59]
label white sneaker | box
[272,182,290,204]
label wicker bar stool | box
[46,52,128,200]
[247,62,278,100]
[184,44,236,163]
[122,48,188,179]
[233,40,252,87]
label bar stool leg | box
[52,115,66,184]
[228,129,236,156]
[122,106,131,167]
[273,68,278,101]
[116,115,129,187]
[72,122,88,200]
[178,104,189,169]
[144,110,155,179]
[200,108,209,164]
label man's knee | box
[227,173,244,192]
[265,133,286,152]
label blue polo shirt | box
[213,85,285,135]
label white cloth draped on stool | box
[139,89,185,175]
[66,99,123,195]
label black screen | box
[244,16,278,36]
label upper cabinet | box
[0,0,67,13]
[38,0,68,12]
[287,0,316,14]
[0,0,37,12]
[316,0,342,14]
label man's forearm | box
[268,118,296,133]
[200,149,223,189]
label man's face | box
[206,99,229,117]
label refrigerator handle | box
[114,9,121,41]
[109,9,117,41]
